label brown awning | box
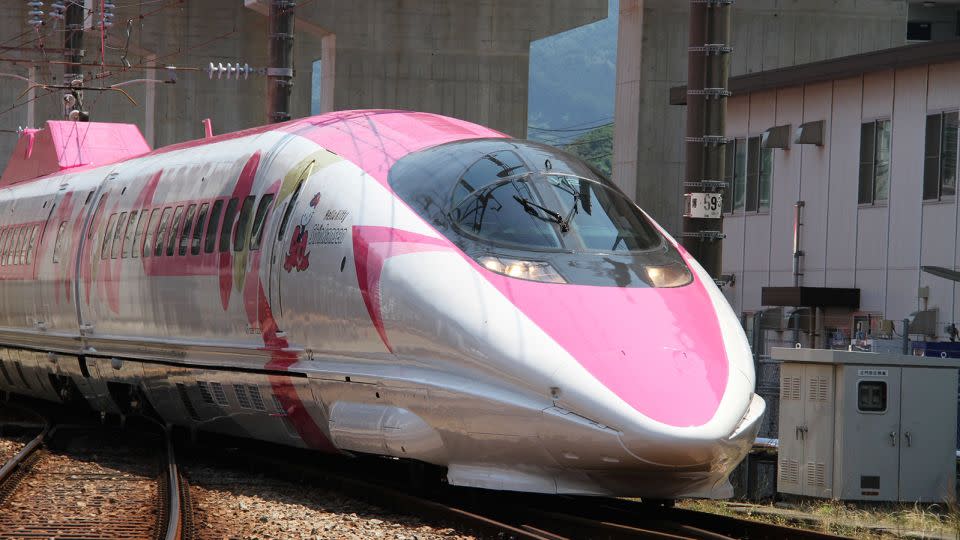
[761,287,860,309]
[671,39,960,106]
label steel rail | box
[0,422,48,486]
[164,432,183,540]
[577,497,851,540]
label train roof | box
[0,121,151,188]
[0,110,508,189]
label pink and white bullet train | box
[0,110,763,498]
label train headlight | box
[644,264,693,288]
[478,256,567,284]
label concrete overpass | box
[0,0,606,169]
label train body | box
[0,110,763,498]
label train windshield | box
[450,173,661,253]
[389,139,692,288]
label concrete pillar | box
[320,34,336,114]
[612,0,643,200]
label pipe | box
[267,0,296,124]
[792,201,805,345]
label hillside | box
[527,0,618,134]
[562,124,613,177]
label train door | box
[268,161,314,326]
[73,173,116,351]
[37,179,90,335]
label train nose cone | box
[540,282,730,428]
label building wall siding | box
[726,60,960,339]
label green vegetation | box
[680,498,960,539]
[563,124,613,177]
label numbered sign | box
[684,193,723,218]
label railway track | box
[191,439,850,540]
[0,423,192,540]
[0,409,846,540]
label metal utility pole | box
[63,0,88,120]
[267,0,295,123]
[64,0,84,82]
[682,0,733,280]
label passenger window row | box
[98,194,275,261]
[0,224,40,268]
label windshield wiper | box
[561,192,579,232]
[513,195,567,230]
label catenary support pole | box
[682,0,732,279]
[64,0,84,83]
[268,0,296,123]
[63,0,87,120]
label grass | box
[678,499,960,539]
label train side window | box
[192,203,209,255]
[101,214,118,260]
[25,225,38,265]
[178,204,197,256]
[249,194,275,251]
[0,228,8,266]
[219,198,239,253]
[142,208,160,258]
[2,228,13,266]
[153,207,173,257]
[0,228,7,266]
[15,227,27,265]
[204,200,224,254]
[121,210,138,259]
[131,212,148,259]
[88,196,108,240]
[277,175,308,241]
[52,221,68,263]
[111,212,128,259]
[0,228,8,267]
[233,196,256,252]
[8,227,19,266]
[11,228,22,266]
[8,228,18,266]
[165,206,185,257]
[6,228,18,266]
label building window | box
[724,139,748,213]
[746,136,773,212]
[858,119,891,205]
[924,111,958,201]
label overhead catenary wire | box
[528,119,613,133]
[0,5,247,122]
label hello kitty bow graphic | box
[283,192,321,273]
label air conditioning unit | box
[762,125,792,149]
[759,307,785,330]
[795,121,825,146]
[908,309,939,337]
[878,320,896,339]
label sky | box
[527,0,619,144]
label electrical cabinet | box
[775,348,960,502]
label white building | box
[674,40,960,346]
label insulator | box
[100,1,116,28]
[207,60,256,80]
[49,1,64,19]
[28,1,44,26]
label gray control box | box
[774,347,959,502]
